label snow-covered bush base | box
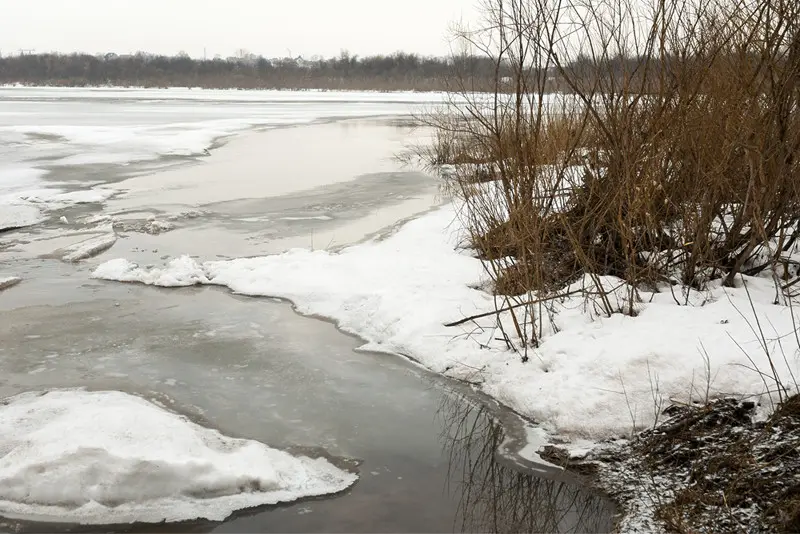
[0,390,357,525]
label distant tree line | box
[0,51,507,91]
[1,49,660,92]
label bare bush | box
[413,0,800,359]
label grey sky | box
[0,0,476,59]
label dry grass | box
[592,394,800,533]
[647,395,800,533]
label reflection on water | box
[438,393,615,533]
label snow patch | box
[49,189,115,205]
[21,188,116,206]
[61,234,117,262]
[0,185,114,233]
[93,256,209,286]
[517,426,555,466]
[0,389,357,524]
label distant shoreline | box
[0,83,446,94]
[0,51,514,93]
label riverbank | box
[587,393,800,533]
[0,237,614,533]
[93,201,800,439]
[0,99,618,531]
[92,196,800,531]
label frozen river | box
[0,88,614,532]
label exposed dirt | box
[580,395,800,533]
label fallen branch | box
[444,289,583,327]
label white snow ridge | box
[0,390,357,525]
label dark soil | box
[582,395,800,533]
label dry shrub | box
[414,0,800,356]
[637,395,800,532]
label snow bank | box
[0,276,21,291]
[0,390,357,524]
[61,234,118,262]
[93,204,800,441]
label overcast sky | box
[0,0,476,59]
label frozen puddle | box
[0,389,357,525]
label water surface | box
[0,88,614,533]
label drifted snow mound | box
[0,390,357,525]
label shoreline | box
[225,221,796,534]
[0,84,451,94]
[0,89,620,530]
[87,202,607,463]
[92,200,798,438]
[0,85,451,98]
[0,256,616,532]
[89,195,800,532]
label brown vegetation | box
[628,395,800,533]
[414,0,800,360]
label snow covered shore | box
[92,203,800,445]
[0,390,357,525]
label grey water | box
[0,88,615,533]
